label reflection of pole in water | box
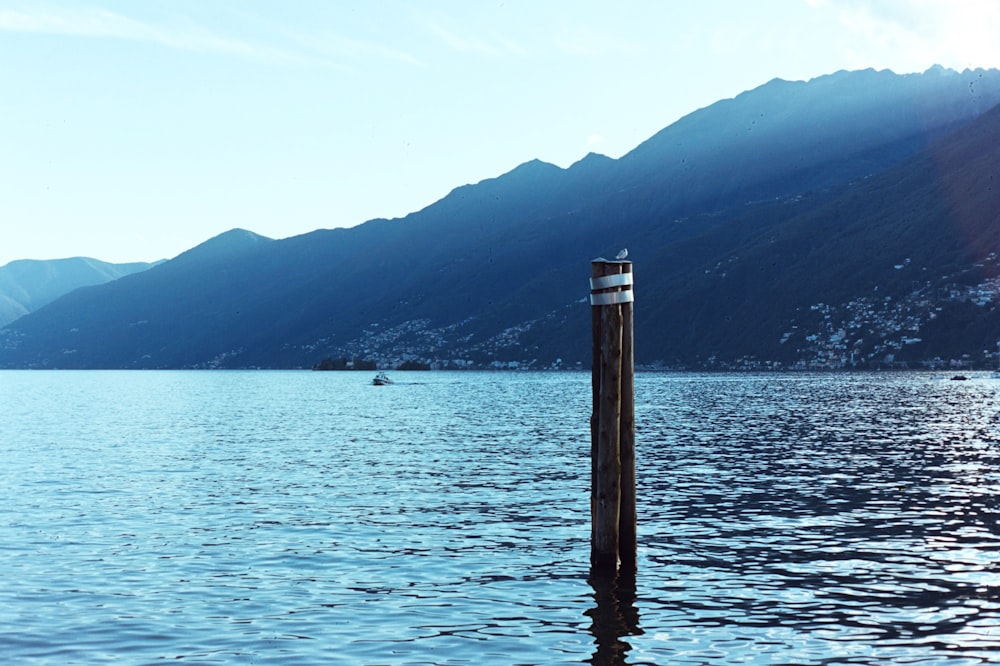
[586,568,641,666]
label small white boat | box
[372,372,393,386]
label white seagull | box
[615,248,628,260]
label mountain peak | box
[503,158,562,178]
[206,228,271,246]
[572,152,613,166]
[171,228,273,264]
[924,63,952,76]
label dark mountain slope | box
[617,66,1000,216]
[627,102,1000,369]
[0,230,274,367]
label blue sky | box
[2,0,1000,266]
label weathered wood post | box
[618,260,636,573]
[590,257,635,575]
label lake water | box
[1,371,998,664]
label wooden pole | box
[590,264,603,562]
[595,279,622,573]
[590,258,635,575]
[619,262,636,572]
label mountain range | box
[0,257,157,328]
[3,65,1000,371]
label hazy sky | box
[3,0,1000,266]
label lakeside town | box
[290,261,1000,373]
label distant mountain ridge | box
[614,66,1000,214]
[0,257,158,327]
[4,66,1000,370]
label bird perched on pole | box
[615,248,628,260]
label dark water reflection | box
[587,568,641,666]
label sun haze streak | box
[814,0,1000,71]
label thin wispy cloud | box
[0,4,331,67]
[553,25,637,59]
[421,11,634,63]
[423,18,528,59]
[277,28,423,68]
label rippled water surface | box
[1,371,999,664]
